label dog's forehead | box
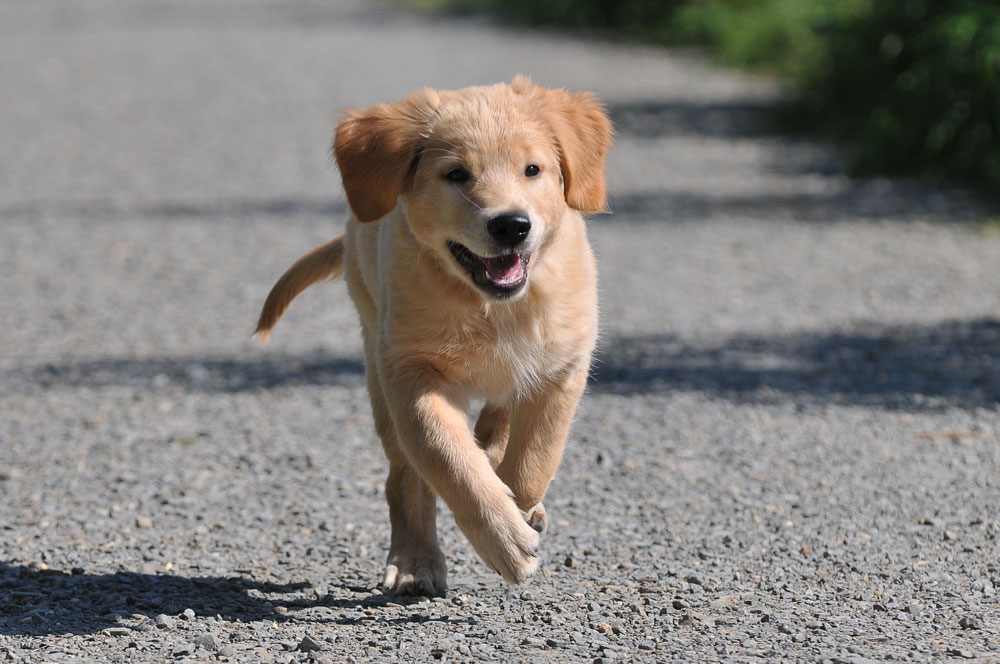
[426,89,550,155]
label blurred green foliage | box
[424,0,1000,192]
[669,0,869,78]
[791,1,1000,190]
[423,0,680,38]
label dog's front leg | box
[381,368,540,584]
[496,364,589,536]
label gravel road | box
[2,1,999,662]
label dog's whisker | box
[455,187,484,211]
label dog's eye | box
[446,168,470,183]
[524,164,540,177]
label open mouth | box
[447,241,530,299]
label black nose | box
[487,212,531,247]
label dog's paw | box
[461,499,540,585]
[522,502,547,534]
[382,549,448,597]
[485,523,539,585]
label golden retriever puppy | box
[255,76,612,596]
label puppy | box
[256,76,612,596]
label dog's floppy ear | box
[333,88,440,222]
[514,76,613,214]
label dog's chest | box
[458,309,567,400]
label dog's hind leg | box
[382,456,446,597]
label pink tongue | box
[483,254,523,282]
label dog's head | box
[333,77,612,300]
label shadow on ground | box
[606,182,985,224]
[0,563,310,636]
[1,197,347,222]
[0,563,447,637]
[609,99,780,140]
[606,99,993,224]
[592,317,1000,410]
[6,353,365,393]
[9,319,998,410]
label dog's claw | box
[523,502,548,534]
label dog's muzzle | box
[447,241,530,299]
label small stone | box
[104,627,131,637]
[564,555,576,568]
[194,633,221,652]
[298,635,323,652]
[546,638,567,648]
[672,599,690,610]
[273,606,288,615]
[805,620,825,630]
[181,608,196,620]
[684,575,702,585]
[135,516,152,528]
[959,616,983,630]
[710,596,738,608]
[520,637,546,648]
[843,652,881,664]
[594,622,612,634]
[71,567,85,575]
[219,645,236,658]
[520,591,533,601]
[173,645,194,657]
[777,623,794,635]
[947,649,975,659]
[154,614,174,629]
[944,530,959,541]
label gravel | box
[2,0,999,662]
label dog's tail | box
[254,235,345,342]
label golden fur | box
[256,76,612,595]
